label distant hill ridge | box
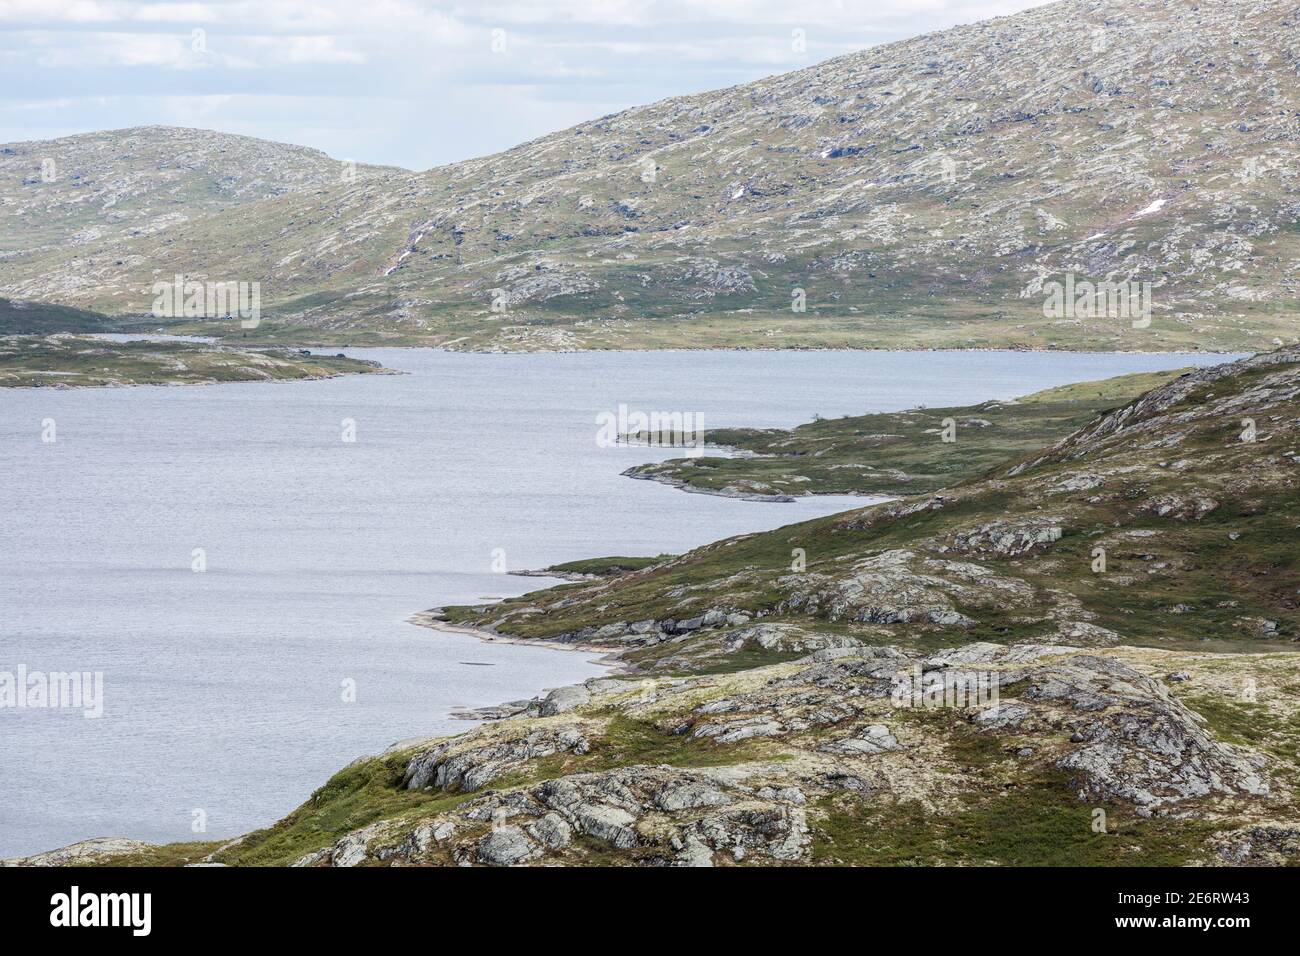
[1,0,1296,351]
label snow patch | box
[1131,198,1166,218]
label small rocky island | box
[0,335,388,388]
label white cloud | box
[0,0,1057,167]
[248,35,367,65]
[0,0,120,23]
[31,32,206,69]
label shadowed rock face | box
[2,0,1297,351]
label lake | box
[0,348,1237,858]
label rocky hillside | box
[34,638,1277,868]
[7,636,1296,868]
[1,0,1296,350]
[270,347,1300,867]
[442,349,1299,666]
[14,347,1297,868]
[0,126,398,305]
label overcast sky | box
[0,0,1056,170]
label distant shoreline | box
[171,341,1257,357]
[407,610,627,670]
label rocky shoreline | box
[8,346,1299,868]
[508,569,600,582]
[409,612,626,667]
[621,468,800,502]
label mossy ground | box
[625,369,1187,498]
[811,783,1222,866]
[543,555,676,577]
[1186,694,1300,763]
[71,842,224,868]
[448,357,1299,654]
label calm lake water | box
[0,348,1235,857]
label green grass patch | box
[214,750,471,867]
[622,369,1184,499]
[583,714,789,771]
[545,554,675,577]
[811,774,1222,866]
[71,842,224,868]
[0,335,386,388]
[1186,694,1300,762]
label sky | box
[0,0,1057,171]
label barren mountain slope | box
[2,0,1296,350]
[0,125,400,278]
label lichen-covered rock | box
[940,520,1064,556]
[689,804,810,862]
[1042,621,1123,647]
[539,685,591,716]
[1029,657,1270,810]
[731,622,866,653]
[777,549,1033,626]
[691,715,785,743]
[0,838,155,868]
[822,724,900,755]
[1139,494,1219,520]
[476,826,542,866]
[526,813,573,850]
[402,726,590,792]
[971,702,1032,731]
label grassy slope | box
[446,353,1300,659]
[0,297,122,334]
[136,304,1298,355]
[0,336,386,387]
[626,369,1188,499]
